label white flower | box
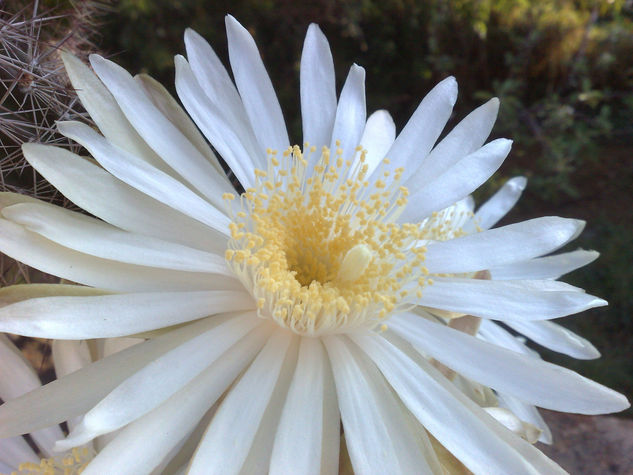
[0,14,629,474]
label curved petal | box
[489,249,599,280]
[424,217,585,274]
[405,97,499,189]
[3,202,231,274]
[57,314,262,449]
[19,146,224,253]
[329,64,366,157]
[81,324,271,475]
[323,335,434,475]
[358,110,396,178]
[350,331,566,474]
[188,330,296,474]
[390,313,629,414]
[508,320,600,359]
[386,76,457,180]
[0,219,236,292]
[411,277,607,321]
[0,290,255,339]
[399,139,512,222]
[300,24,337,150]
[0,316,231,439]
[269,337,337,475]
[497,394,552,444]
[225,15,289,155]
[89,55,229,206]
[468,176,527,231]
[57,121,230,236]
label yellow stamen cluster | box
[225,143,432,335]
[4,447,93,475]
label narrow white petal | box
[3,202,231,274]
[57,314,261,449]
[399,139,512,222]
[301,24,337,149]
[188,330,295,474]
[61,52,168,173]
[424,217,585,274]
[0,436,38,467]
[508,320,600,359]
[490,249,599,280]
[19,146,224,253]
[0,290,254,339]
[471,176,527,230]
[359,110,396,177]
[386,77,457,178]
[323,336,434,475]
[0,316,230,438]
[390,313,629,414]
[57,121,230,236]
[0,335,65,456]
[350,331,566,474]
[411,277,607,321]
[406,98,499,188]
[89,55,229,206]
[225,15,289,155]
[270,338,333,475]
[174,54,257,188]
[136,73,231,181]
[330,64,366,156]
[497,394,552,444]
[81,324,271,475]
[0,219,237,292]
[478,319,534,356]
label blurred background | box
[1,0,632,469]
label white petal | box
[497,394,552,444]
[405,98,499,189]
[323,335,434,475]
[358,110,396,178]
[0,436,38,467]
[0,315,230,439]
[57,314,261,449]
[0,335,64,456]
[386,77,457,179]
[3,202,232,274]
[61,52,168,173]
[490,249,599,280]
[0,219,237,292]
[183,29,261,172]
[225,15,289,155]
[477,319,535,356]
[136,73,230,181]
[508,320,600,359]
[330,64,366,156]
[390,313,629,414]
[470,176,527,230]
[174,54,258,188]
[19,146,223,253]
[0,290,254,339]
[300,24,337,149]
[399,139,512,222]
[412,277,607,321]
[270,337,336,475]
[89,55,229,207]
[57,121,230,236]
[188,330,296,474]
[350,331,565,474]
[81,324,271,475]
[424,217,585,274]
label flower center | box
[224,143,432,336]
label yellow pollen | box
[5,447,94,475]
[224,145,459,336]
